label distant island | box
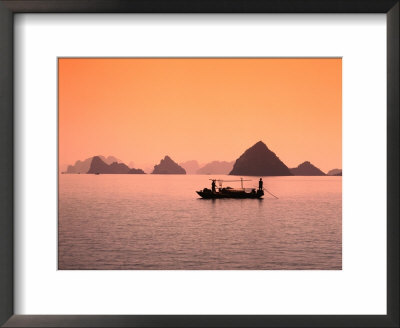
[178,160,234,175]
[290,161,326,176]
[328,168,342,176]
[88,156,145,174]
[197,161,234,175]
[63,142,341,177]
[152,156,186,174]
[229,141,292,176]
[66,155,121,174]
[179,160,200,174]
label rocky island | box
[66,155,121,174]
[87,156,145,174]
[229,141,292,176]
[152,156,186,174]
[290,161,326,176]
[328,168,342,176]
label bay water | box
[59,175,341,270]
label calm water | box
[59,175,341,270]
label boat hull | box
[196,189,264,199]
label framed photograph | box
[57,56,343,271]
[0,1,398,327]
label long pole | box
[263,187,279,199]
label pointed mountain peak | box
[290,161,326,176]
[229,141,291,176]
[152,156,186,174]
[88,156,111,173]
[299,161,311,166]
[252,140,268,149]
[92,155,104,163]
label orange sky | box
[59,58,341,173]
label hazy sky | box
[59,58,341,172]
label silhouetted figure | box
[259,178,263,191]
[211,180,216,193]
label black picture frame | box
[0,1,398,327]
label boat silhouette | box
[196,178,264,199]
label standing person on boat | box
[259,178,263,191]
[211,179,216,193]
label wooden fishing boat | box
[196,178,264,199]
